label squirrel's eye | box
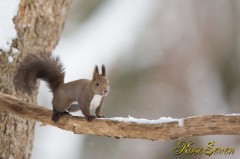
[96,83,99,87]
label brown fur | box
[13,53,110,122]
[14,53,65,95]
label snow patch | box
[12,47,19,54]
[8,56,13,63]
[224,113,240,116]
[22,23,31,28]
[106,115,184,127]
[0,0,20,52]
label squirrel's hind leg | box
[52,97,72,122]
[52,110,70,122]
[52,110,61,122]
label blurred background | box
[31,0,240,159]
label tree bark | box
[1,93,240,142]
[0,0,71,158]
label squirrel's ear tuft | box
[93,65,99,81]
[102,64,106,76]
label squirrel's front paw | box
[86,115,96,121]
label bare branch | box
[0,93,240,141]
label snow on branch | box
[0,93,240,141]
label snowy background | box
[8,0,240,159]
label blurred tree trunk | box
[0,0,71,158]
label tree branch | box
[0,93,240,141]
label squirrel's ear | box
[93,65,99,81]
[102,64,106,76]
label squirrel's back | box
[14,53,65,94]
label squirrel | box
[13,53,110,122]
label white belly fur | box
[90,95,102,113]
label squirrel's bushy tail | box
[14,53,65,95]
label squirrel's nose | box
[104,89,108,94]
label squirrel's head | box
[91,65,110,96]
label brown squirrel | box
[13,53,110,122]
